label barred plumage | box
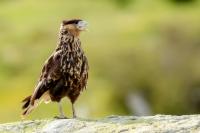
[22,19,89,118]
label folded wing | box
[22,50,62,116]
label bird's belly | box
[49,53,88,102]
[49,76,82,102]
[49,79,68,102]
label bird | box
[22,19,89,119]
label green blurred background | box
[0,0,200,123]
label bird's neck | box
[56,30,81,51]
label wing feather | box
[30,50,63,105]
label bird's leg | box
[54,101,67,119]
[59,102,65,118]
[69,94,79,119]
[72,103,77,118]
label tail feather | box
[22,95,31,109]
[22,95,37,116]
[21,92,50,116]
[22,105,36,116]
[21,80,53,117]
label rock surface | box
[0,115,200,133]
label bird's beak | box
[77,20,88,31]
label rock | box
[0,115,200,133]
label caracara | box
[22,19,89,119]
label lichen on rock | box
[0,115,200,133]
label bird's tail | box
[21,95,38,117]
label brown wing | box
[30,50,63,105]
[22,50,63,116]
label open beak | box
[77,20,88,31]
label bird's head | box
[61,19,88,36]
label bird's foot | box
[54,115,68,119]
[73,115,77,119]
